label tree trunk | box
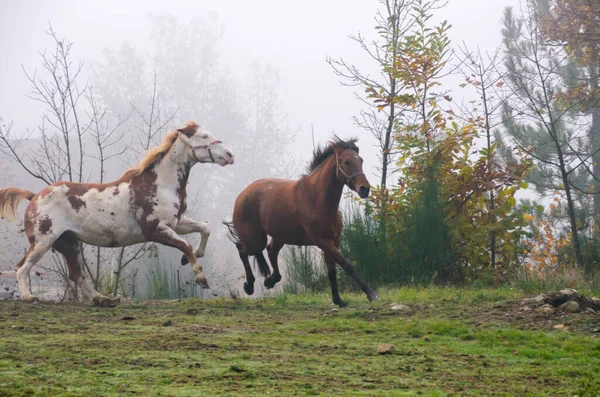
[557,146,584,268]
[113,247,126,296]
[590,64,600,216]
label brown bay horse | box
[224,137,378,307]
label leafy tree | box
[354,0,531,282]
[328,0,425,189]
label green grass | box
[1,287,599,396]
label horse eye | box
[344,160,350,166]
[201,134,208,139]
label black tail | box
[254,253,271,278]
[223,221,271,277]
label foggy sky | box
[1,0,520,183]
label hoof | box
[243,282,254,295]
[264,273,282,289]
[93,296,120,308]
[21,295,39,303]
[195,276,210,289]
[335,300,349,308]
[367,290,379,302]
[181,252,204,266]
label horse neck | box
[153,140,193,188]
[304,155,345,212]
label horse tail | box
[223,220,271,277]
[223,220,242,246]
[0,187,35,221]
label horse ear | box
[178,121,199,137]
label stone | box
[558,288,580,298]
[532,294,546,303]
[553,324,566,331]
[559,301,580,313]
[377,344,395,355]
[584,307,597,314]
[535,304,555,314]
[544,289,581,307]
[390,304,411,312]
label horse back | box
[233,178,298,227]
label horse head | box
[178,122,235,166]
[332,143,370,199]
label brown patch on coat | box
[175,167,191,220]
[113,186,120,196]
[67,195,86,212]
[128,169,159,239]
[24,199,39,244]
[178,121,199,137]
[54,181,110,195]
[52,232,83,282]
[38,188,53,199]
[39,216,53,234]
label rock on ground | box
[559,301,581,313]
[377,344,395,355]
[522,289,600,313]
[390,304,411,312]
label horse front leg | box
[312,236,379,304]
[150,223,210,289]
[324,252,347,307]
[174,216,211,265]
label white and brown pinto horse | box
[0,121,234,306]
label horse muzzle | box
[217,148,235,166]
[358,185,370,199]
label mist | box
[0,0,521,299]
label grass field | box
[1,287,599,396]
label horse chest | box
[141,190,182,223]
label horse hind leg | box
[224,221,269,295]
[264,239,283,289]
[240,250,256,296]
[225,234,256,295]
[15,245,38,302]
[16,237,56,302]
[52,233,120,307]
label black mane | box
[305,136,359,175]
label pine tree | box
[497,1,599,268]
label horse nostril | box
[359,186,370,197]
[226,151,233,158]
